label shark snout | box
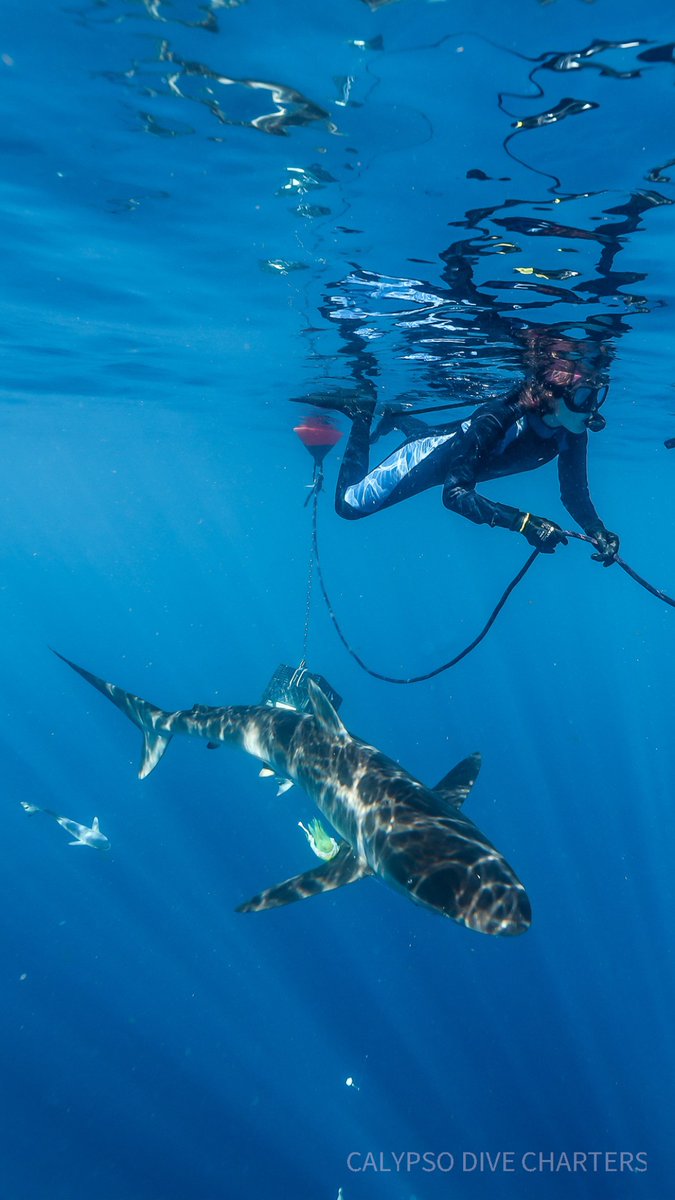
[464,883,532,937]
[407,857,532,936]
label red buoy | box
[294,415,343,467]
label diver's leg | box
[337,427,453,520]
[371,409,430,443]
[335,400,377,519]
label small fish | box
[299,818,340,861]
[20,802,110,851]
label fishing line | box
[309,491,674,685]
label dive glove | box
[586,524,620,566]
[514,512,568,553]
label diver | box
[304,360,619,563]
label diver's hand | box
[515,512,568,554]
[586,524,620,567]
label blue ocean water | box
[1,1,674,1197]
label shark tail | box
[138,726,172,780]
[53,650,173,779]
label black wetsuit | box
[335,395,600,534]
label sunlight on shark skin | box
[53,652,531,937]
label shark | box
[54,652,531,936]
[21,801,110,850]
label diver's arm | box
[558,434,619,564]
[442,401,568,551]
[441,401,527,529]
[442,470,521,529]
[557,433,601,531]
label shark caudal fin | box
[53,650,173,780]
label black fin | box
[307,678,346,737]
[288,388,375,420]
[52,649,172,780]
[207,742,220,750]
[237,842,370,913]
[432,752,482,809]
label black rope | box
[311,488,539,684]
[563,529,675,609]
[310,493,674,685]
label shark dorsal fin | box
[432,752,482,809]
[307,679,346,737]
[237,842,371,913]
[92,817,99,831]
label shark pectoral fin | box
[68,840,88,846]
[307,678,346,737]
[140,728,172,780]
[276,779,294,796]
[236,842,371,913]
[92,817,100,831]
[432,751,482,809]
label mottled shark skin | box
[55,653,531,937]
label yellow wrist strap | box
[519,512,531,533]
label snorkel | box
[564,381,608,432]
